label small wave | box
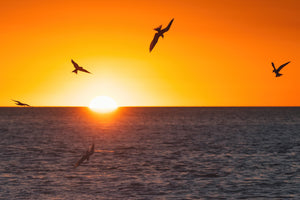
[94,150,114,153]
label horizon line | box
[1,106,300,108]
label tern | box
[74,144,95,168]
[272,61,290,77]
[71,59,91,74]
[12,100,30,107]
[149,18,174,52]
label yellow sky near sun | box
[0,0,299,106]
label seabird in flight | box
[74,144,95,168]
[12,100,30,107]
[71,59,91,74]
[272,61,290,77]
[149,18,174,52]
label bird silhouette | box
[74,144,95,168]
[272,61,290,77]
[150,18,174,52]
[71,59,91,74]
[12,100,30,107]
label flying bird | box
[12,100,30,107]
[272,61,290,77]
[71,59,91,74]
[149,18,174,52]
[74,144,95,168]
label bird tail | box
[72,69,78,74]
[276,73,282,77]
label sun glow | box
[89,96,118,113]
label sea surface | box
[1,107,300,199]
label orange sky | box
[1,0,299,106]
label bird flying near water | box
[71,59,91,74]
[271,61,290,77]
[12,100,30,107]
[74,143,95,168]
[149,18,174,52]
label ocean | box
[1,107,300,199]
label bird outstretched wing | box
[162,18,174,33]
[150,33,160,52]
[74,154,87,168]
[271,62,276,71]
[71,59,79,68]
[277,61,290,72]
[12,99,21,103]
[80,68,91,74]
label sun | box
[89,96,118,113]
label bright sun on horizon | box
[89,96,118,113]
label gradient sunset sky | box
[1,0,299,107]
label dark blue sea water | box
[1,107,300,199]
